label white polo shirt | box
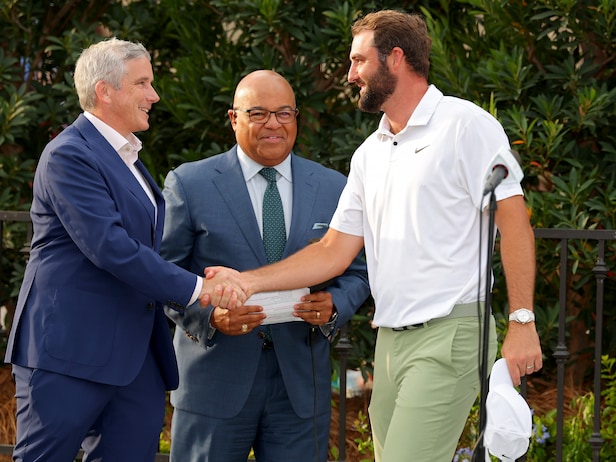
[330,85,522,328]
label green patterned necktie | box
[258,167,286,345]
[259,167,286,263]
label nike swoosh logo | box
[415,145,430,153]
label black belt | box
[391,303,481,331]
[392,323,426,331]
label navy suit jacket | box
[162,147,370,419]
[5,114,197,389]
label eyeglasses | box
[234,108,299,124]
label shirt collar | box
[236,145,292,182]
[83,111,142,165]
[376,84,443,140]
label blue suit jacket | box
[162,147,370,419]
[5,114,197,389]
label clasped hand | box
[198,266,249,308]
[210,290,334,336]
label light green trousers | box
[369,305,497,462]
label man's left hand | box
[293,291,334,326]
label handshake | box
[194,263,337,335]
[198,266,251,308]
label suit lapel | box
[286,156,319,255]
[212,150,268,264]
[103,153,157,245]
[74,116,159,245]
[135,160,163,248]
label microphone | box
[482,147,523,196]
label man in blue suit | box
[4,38,243,462]
[161,70,370,462]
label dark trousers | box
[170,348,330,462]
[12,348,166,462]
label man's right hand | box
[210,304,266,336]
[199,267,249,308]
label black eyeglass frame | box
[233,107,299,124]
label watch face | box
[518,311,531,322]
[511,309,533,323]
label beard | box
[357,62,397,113]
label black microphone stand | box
[474,190,498,462]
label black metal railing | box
[1,211,614,461]
[533,228,615,462]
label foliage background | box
[1,0,615,395]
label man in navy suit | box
[4,38,243,462]
[161,70,370,461]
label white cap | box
[484,358,532,461]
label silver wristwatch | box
[508,308,535,324]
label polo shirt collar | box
[376,84,443,140]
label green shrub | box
[1,0,614,383]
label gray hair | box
[74,38,151,111]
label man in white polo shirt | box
[206,9,542,462]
